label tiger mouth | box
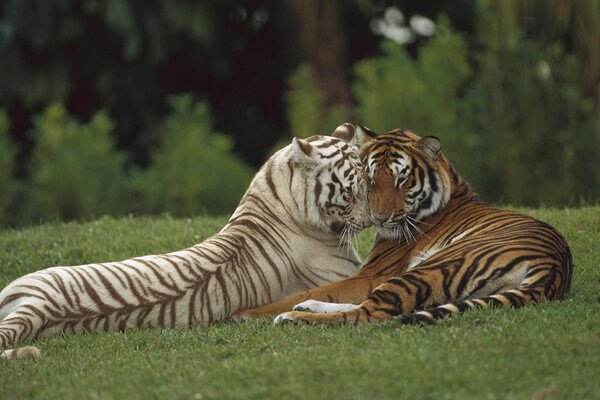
[329,220,364,238]
[329,221,346,235]
[374,214,426,242]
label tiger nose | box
[371,213,389,224]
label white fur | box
[407,247,442,270]
[438,303,460,313]
[0,133,369,353]
[274,312,297,325]
[292,299,359,313]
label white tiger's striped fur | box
[0,125,369,358]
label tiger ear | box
[415,136,442,160]
[354,124,378,147]
[290,137,315,164]
[332,123,355,143]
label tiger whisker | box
[397,225,409,245]
[406,218,429,239]
[338,225,349,254]
[345,227,354,257]
[338,224,357,257]
[403,221,417,244]
[408,216,437,228]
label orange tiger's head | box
[354,125,454,239]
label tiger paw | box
[273,311,301,325]
[293,300,359,314]
[402,311,436,325]
[273,311,314,325]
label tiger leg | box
[274,269,441,325]
[231,275,389,321]
[0,307,44,359]
[404,267,556,325]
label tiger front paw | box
[273,311,310,325]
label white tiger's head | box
[280,124,370,240]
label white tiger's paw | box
[292,299,359,314]
[273,312,298,325]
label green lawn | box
[1,208,599,400]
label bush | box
[352,14,600,206]
[0,110,17,225]
[26,104,127,222]
[462,28,600,205]
[353,19,472,157]
[138,95,254,216]
[353,21,479,187]
[286,64,346,139]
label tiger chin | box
[0,123,370,359]
[235,125,573,327]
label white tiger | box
[0,123,368,358]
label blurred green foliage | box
[462,32,600,205]
[25,104,127,222]
[0,111,17,225]
[286,64,346,139]
[0,96,254,226]
[263,64,348,155]
[349,16,599,205]
[354,19,471,160]
[134,95,253,216]
[0,2,598,226]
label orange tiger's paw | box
[273,311,312,325]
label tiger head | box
[285,124,370,240]
[354,125,453,240]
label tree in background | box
[286,64,346,139]
[463,2,600,205]
[283,0,354,116]
[352,6,599,206]
[491,0,600,111]
[0,0,291,166]
[0,0,598,226]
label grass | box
[0,208,599,400]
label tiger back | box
[0,124,369,358]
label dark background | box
[0,0,598,225]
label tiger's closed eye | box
[342,187,354,201]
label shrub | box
[353,19,472,156]
[352,20,478,183]
[286,64,346,139]
[26,104,127,222]
[462,11,600,205]
[352,15,600,206]
[0,111,17,225]
[139,95,254,216]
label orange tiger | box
[233,125,573,325]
